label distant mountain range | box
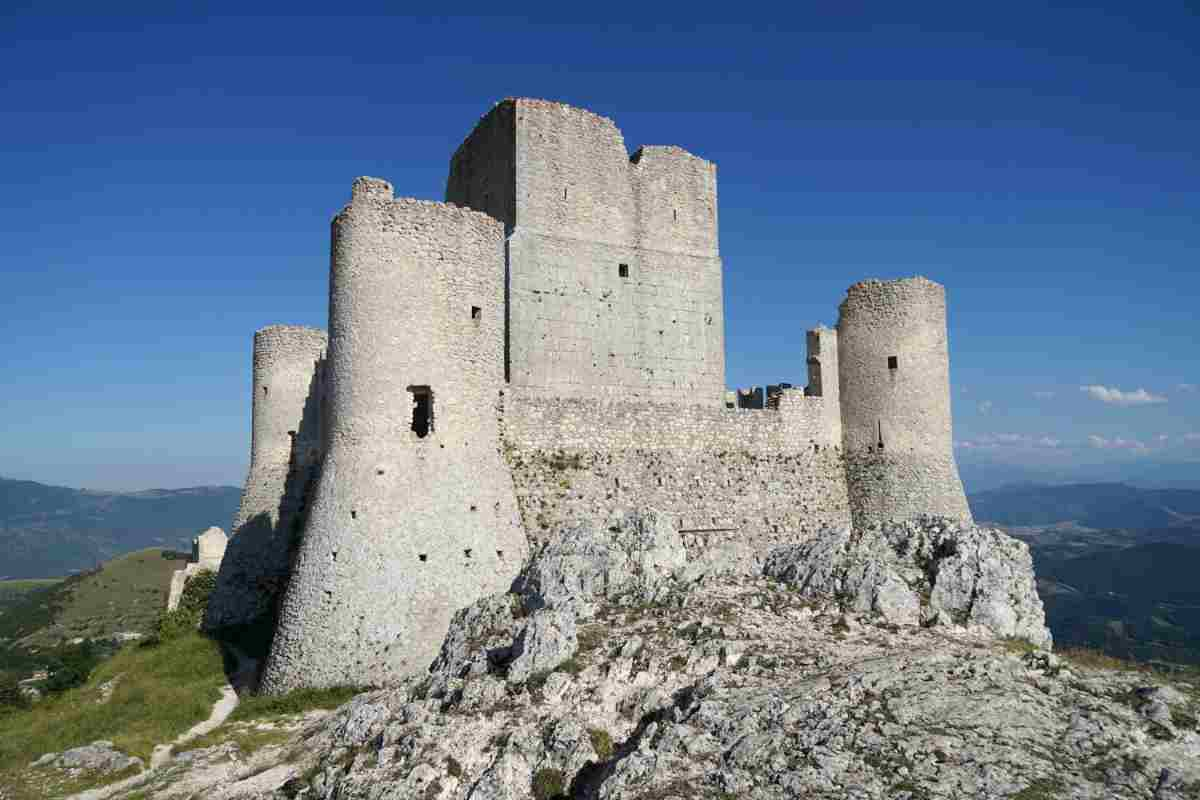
[969,482,1200,529]
[958,457,1200,494]
[0,477,240,580]
[969,482,1200,667]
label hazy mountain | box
[0,477,240,580]
[968,482,1200,529]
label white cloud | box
[1033,391,1056,400]
[1088,435,1149,452]
[977,400,993,414]
[1080,385,1167,407]
[1179,383,1197,393]
[955,433,1061,450]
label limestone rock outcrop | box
[763,516,1052,648]
[86,511,1200,800]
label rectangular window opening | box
[887,355,898,370]
[408,385,433,438]
[470,306,481,321]
[618,263,629,279]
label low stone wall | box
[501,389,851,571]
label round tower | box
[837,277,972,528]
[205,325,326,630]
[259,178,528,692]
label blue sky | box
[1,3,1196,491]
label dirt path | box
[68,645,258,800]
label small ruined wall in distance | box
[501,388,850,572]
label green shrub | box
[230,684,363,722]
[588,727,614,760]
[531,767,566,800]
[150,569,216,644]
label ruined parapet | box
[836,277,971,528]
[169,527,227,612]
[805,326,842,442]
[205,325,326,631]
[259,178,528,692]
[446,98,725,404]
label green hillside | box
[0,549,188,652]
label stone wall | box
[501,387,850,573]
[206,325,325,631]
[836,277,971,527]
[447,98,725,405]
[260,179,528,693]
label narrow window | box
[888,356,898,370]
[673,209,677,222]
[563,187,568,200]
[263,386,269,396]
[471,306,481,321]
[618,263,629,278]
[408,385,433,438]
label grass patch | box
[1059,647,1151,674]
[0,631,225,799]
[182,723,293,755]
[588,727,614,760]
[229,685,362,723]
[1010,777,1063,799]
[1000,636,1040,656]
[531,767,566,800]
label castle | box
[204,98,972,693]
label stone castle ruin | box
[205,98,972,693]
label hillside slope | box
[0,477,239,579]
[969,482,1200,529]
[0,548,188,651]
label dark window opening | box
[263,386,269,396]
[408,385,433,438]
[418,553,427,563]
[350,510,357,520]
[673,209,677,221]
[471,306,481,321]
[618,263,629,278]
[888,355,898,370]
[469,504,477,512]
[563,187,568,200]
[463,548,472,558]
[877,420,885,450]
[496,549,504,559]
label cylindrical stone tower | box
[259,178,528,692]
[837,277,972,528]
[205,325,326,631]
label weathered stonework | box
[205,325,326,631]
[837,278,971,527]
[258,180,528,692]
[209,99,972,692]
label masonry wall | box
[260,179,528,693]
[836,277,972,527]
[447,98,725,404]
[206,325,326,631]
[501,387,850,572]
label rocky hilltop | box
[68,511,1199,800]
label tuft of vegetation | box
[181,722,293,756]
[1000,637,1040,656]
[531,767,566,800]
[150,568,216,643]
[588,727,614,760]
[229,685,363,723]
[1058,647,1152,674]
[0,631,226,799]
[1010,777,1063,799]
[555,657,584,676]
[446,754,464,778]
